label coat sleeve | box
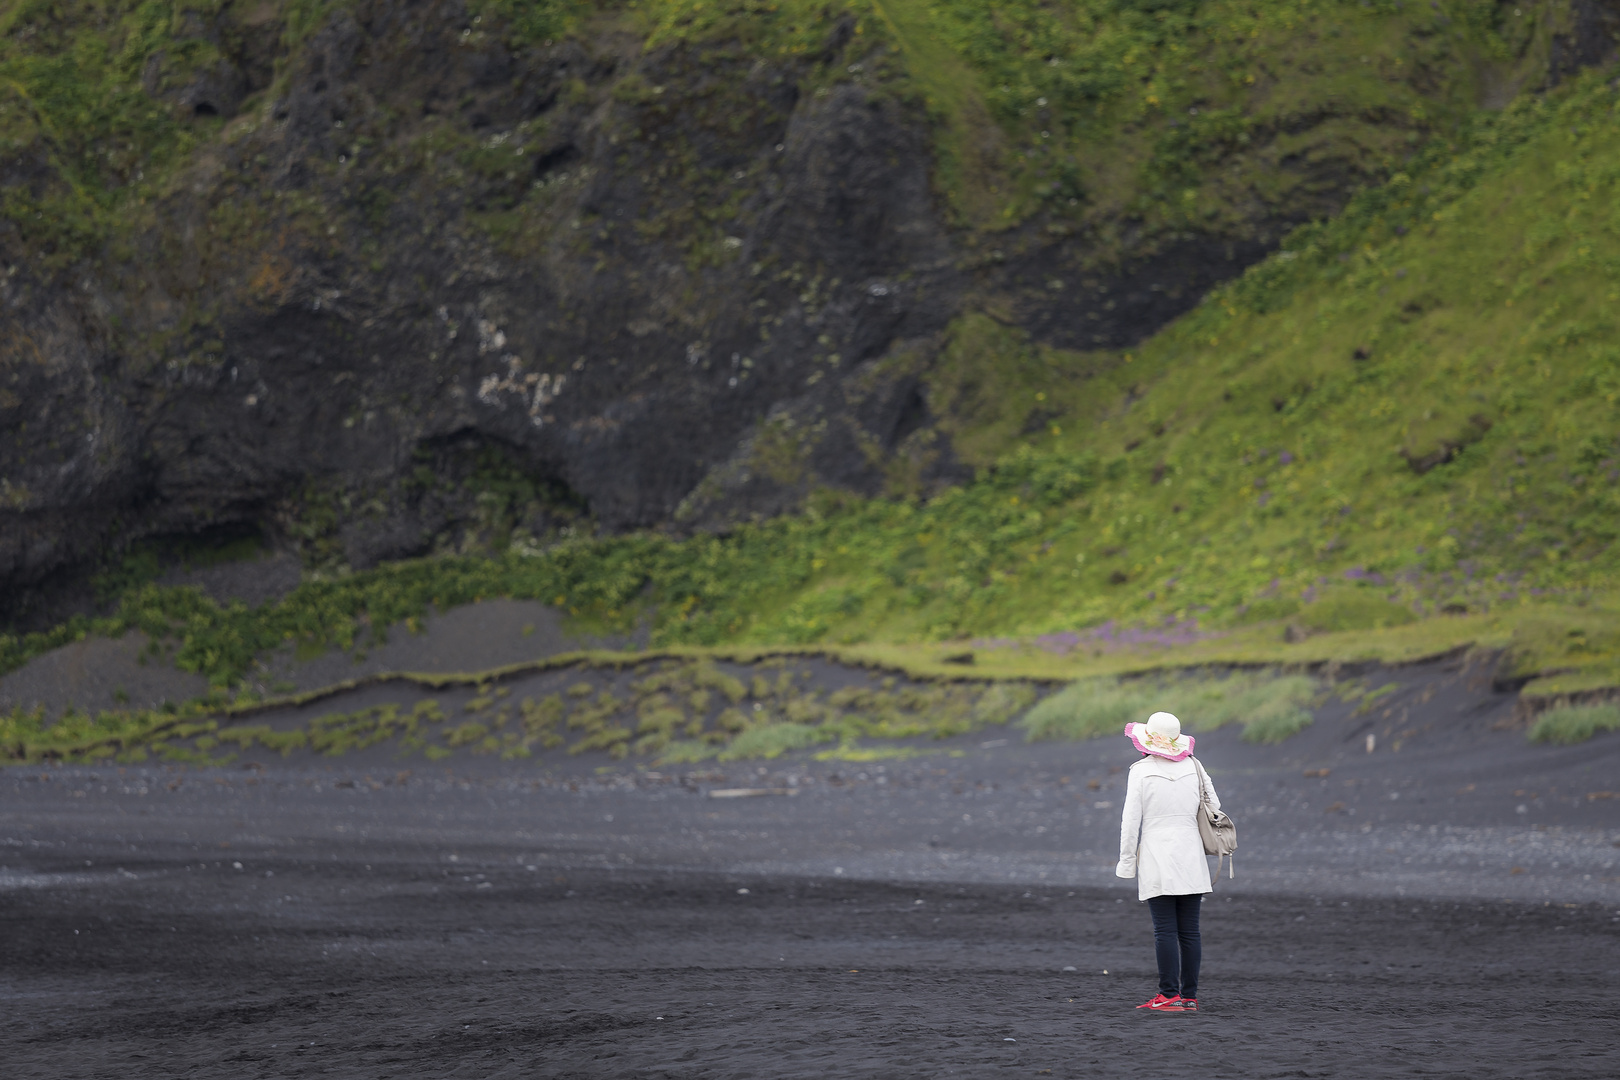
[1116,766,1142,878]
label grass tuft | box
[1527,703,1620,745]
[717,722,830,761]
[1020,670,1317,745]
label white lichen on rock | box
[477,344,565,427]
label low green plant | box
[1022,678,1158,742]
[216,724,305,756]
[814,743,936,762]
[519,694,567,751]
[654,738,717,764]
[444,720,491,748]
[1349,682,1399,716]
[718,721,830,761]
[566,687,633,757]
[1526,703,1620,745]
[214,698,451,757]
[1232,677,1319,744]
[1021,670,1317,745]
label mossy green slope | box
[999,70,1620,630]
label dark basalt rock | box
[1548,0,1620,84]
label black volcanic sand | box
[4,651,1620,1075]
[0,631,213,716]
[4,725,1620,1075]
[27,651,1620,904]
[3,858,1617,1080]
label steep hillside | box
[8,66,1620,708]
[2,0,1604,625]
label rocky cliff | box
[2,0,1613,627]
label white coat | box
[1115,755,1220,901]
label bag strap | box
[1193,758,1234,883]
[1192,757,1212,811]
[1193,757,1213,890]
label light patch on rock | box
[477,355,566,427]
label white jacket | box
[1115,755,1220,901]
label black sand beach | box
[4,858,1616,1079]
[5,629,1620,1076]
[4,704,1619,1078]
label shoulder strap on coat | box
[1192,756,1212,809]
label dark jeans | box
[1146,894,1202,1000]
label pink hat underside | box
[1124,723,1195,761]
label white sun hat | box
[1123,710,1194,761]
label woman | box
[1115,710,1220,1013]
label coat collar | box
[1130,755,1196,780]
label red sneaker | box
[1136,994,1184,1011]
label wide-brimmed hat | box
[1123,711,1194,761]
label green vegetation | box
[0,690,239,765]
[0,655,1037,764]
[0,0,214,266]
[889,0,1515,231]
[1527,702,1620,745]
[1021,669,1317,745]
[470,0,581,45]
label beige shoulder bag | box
[1192,757,1237,886]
